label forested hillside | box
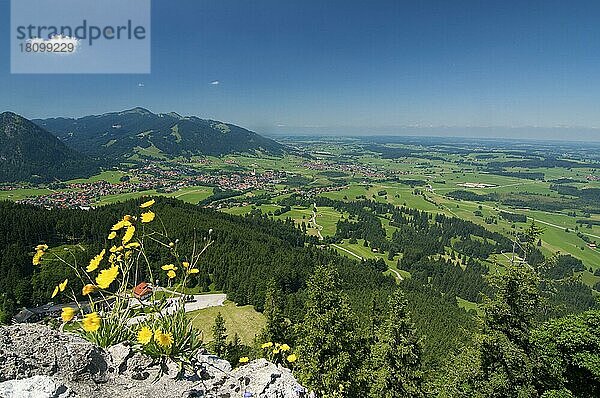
[0,112,98,182]
[35,107,285,159]
[1,197,598,396]
[0,198,474,370]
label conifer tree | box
[297,264,360,397]
[210,312,228,357]
[261,278,288,343]
[369,288,424,398]
[478,263,541,397]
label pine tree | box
[477,263,542,397]
[210,312,228,357]
[261,278,288,343]
[297,264,360,397]
[369,289,424,398]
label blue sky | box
[2,0,600,139]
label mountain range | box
[0,108,285,182]
[34,107,285,159]
[0,112,97,182]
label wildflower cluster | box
[259,341,298,366]
[32,198,209,365]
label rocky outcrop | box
[0,324,306,398]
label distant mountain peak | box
[117,107,153,116]
[34,108,285,158]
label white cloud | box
[210,80,220,85]
[138,83,145,87]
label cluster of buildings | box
[301,161,386,178]
[15,165,290,209]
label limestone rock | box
[0,375,77,398]
[0,324,307,398]
[0,324,108,383]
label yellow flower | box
[32,250,44,265]
[239,357,249,364]
[187,268,199,274]
[140,211,155,223]
[82,312,101,332]
[286,354,297,363]
[140,199,155,208]
[82,284,96,296]
[87,249,105,272]
[125,242,140,249]
[61,307,76,322]
[280,344,291,352]
[122,225,135,245]
[261,342,273,349]
[182,261,190,268]
[161,264,177,271]
[59,279,68,292]
[107,231,117,240]
[137,326,153,345]
[273,349,280,354]
[35,244,48,251]
[167,270,176,279]
[109,245,123,253]
[111,218,131,231]
[51,285,59,298]
[96,265,119,289]
[154,329,173,347]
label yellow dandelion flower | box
[239,357,249,364]
[280,344,291,352]
[96,265,119,289]
[167,270,176,279]
[286,354,297,363]
[82,312,101,332]
[32,250,44,265]
[140,199,155,208]
[51,285,59,298]
[87,249,105,272]
[154,329,173,347]
[161,264,176,271]
[261,342,273,349]
[35,244,48,251]
[82,284,97,296]
[137,326,153,345]
[107,231,117,240]
[187,268,199,274]
[111,218,131,231]
[125,242,140,249]
[182,261,190,268]
[140,211,155,223]
[61,307,76,323]
[109,245,124,253]
[59,279,68,292]
[122,225,135,245]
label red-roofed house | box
[133,282,152,300]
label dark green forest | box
[1,198,599,396]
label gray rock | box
[0,324,108,383]
[197,354,232,374]
[0,324,307,398]
[0,375,77,398]
[209,359,306,398]
[107,343,132,374]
